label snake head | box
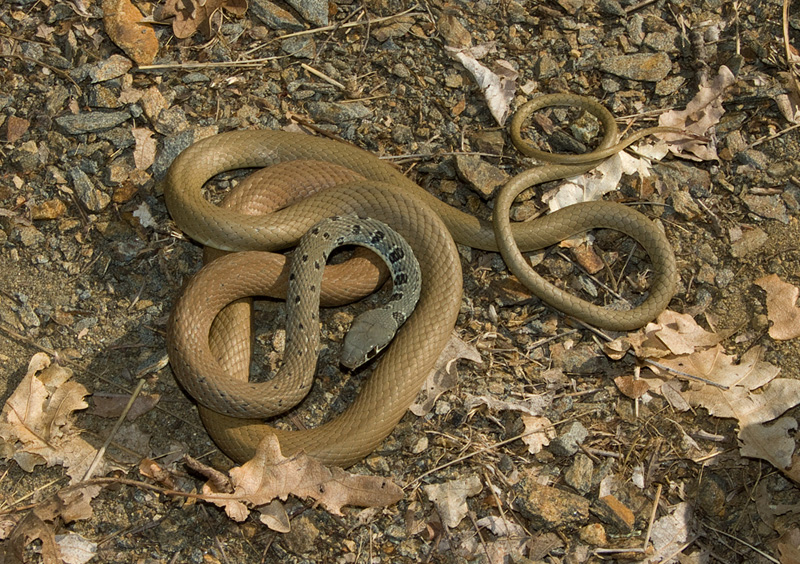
[341,309,399,370]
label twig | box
[406,409,600,487]
[277,6,422,41]
[702,523,780,563]
[82,378,147,481]
[744,122,800,151]
[643,359,729,389]
[643,483,661,551]
[300,62,346,90]
[136,56,284,71]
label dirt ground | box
[1,0,799,562]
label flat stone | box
[564,453,594,494]
[730,226,768,258]
[592,495,635,533]
[280,35,316,59]
[56,110,131,134]
[600,52,672,82]
[249,0,304,31]
[514,475,590,530]
[742,194,789,223]
[455,154,509,199]
[549,421,589,457]
[306,101,372,123]
[285,0,328,26]
[87,54,133,82]
[68,166,110,211]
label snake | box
[164,93,679,466]
[169,214,421,418]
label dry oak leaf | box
[159,0,247,39]
[422,475,482,528]
[203,434,403,522]
[132,127,157,171]
[644,310,727,356]
[653,345,779,391]
[0,353,109,483]
[755,274,800,340]
[0,512,61,564]
[102,0,158,65]
[520,415,555,455]
[682,364,800,481]
[411,333,482,416]
[657,65,736,161]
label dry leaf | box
[56,485,103,523]
[159,0,247,39]
[132,127,157,170]
[446,44,517,125]
[646,310,727,356]
[683,376,800,481]
[0,353,109,483]
[656,66,736,161]
[655,345,779,391]
[645,502,692,564]
[55,532,97,564]
[520,415,555,454]
[755,274,800,340]
[0,512,61,564]
[777,527,800,564]
[464,393,549,417]
[410,333,482,416]
[738,417,798,470]
[476,515,526,537]
[614,375,651,400]
[682,377,800,426]
[203,435,403,521]
[422,475,482,528]
[258,500,291,533]
[90,391,160,420]
[102,0,158,65]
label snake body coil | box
[164,94,679,466]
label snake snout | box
[341,309,400,370]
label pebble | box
[13,225,45,247]
[454,154,509,199]
[549,421,589,457]
[694,472,728,518]
[514,475,590,529]
[87,54,133,83]
[249,0,304,31]
[306,101,372,123]
[30,199,67,220]
[282,514,320,554]
[470,130,504,155]
[285,0,328,26]
[579,523,608,545]
[742,194,789,223]
[564,453,594,494]
[599,52,672,82]
[56,110,131,134]
[592,495,635,533]
[730,226,768,258]
[68,166,110,211]
[281,36,316,59]
[598,0,625,17]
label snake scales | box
[165,94,678,466]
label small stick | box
[300,63,346,90]
[277,6,423,41]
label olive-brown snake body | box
[165,94,678,466]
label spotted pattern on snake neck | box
[289,215,422,373]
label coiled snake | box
[165,94,678,466]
